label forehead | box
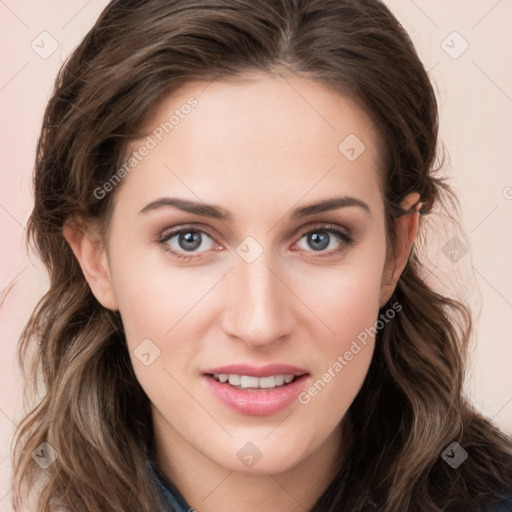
[112,72,384,219]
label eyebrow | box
[139,195,370,220]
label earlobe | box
[379,193,421,307]
[62,217,118,311]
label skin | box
[64,71,420,512]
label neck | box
[153,411,347,512]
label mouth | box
[201,366,310,416]
[205,372,303,391]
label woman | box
[10,0,512,511]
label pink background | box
[1,0,511,507]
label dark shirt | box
[148,458,512,511]
[148,459,192,512]
[492,495,512,512]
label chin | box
[212,438,313,476]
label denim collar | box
[148,458,192,512]
[147,456,512,512]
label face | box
[70,72,412,477]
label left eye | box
[294,227,353,253]
[157,225,353,260]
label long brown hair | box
[10,0,512,511]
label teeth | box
[228,374,241,386]
[258,376,277,389]
[212,373,298,389]
[240,375,259,388]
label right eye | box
[157,225,220,261]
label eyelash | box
[156,223,355,261]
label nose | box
[220,250,295,348]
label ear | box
[62,216,118,311]
[379,193,421,307]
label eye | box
[157,225,218,260]
[156,223,354,261]
[293,225,354,256]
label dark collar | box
[147,458,193,512]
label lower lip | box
[203,374,309,416]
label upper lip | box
[202,364,309,378]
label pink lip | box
[201,364,310,416]
[202,364,308,378]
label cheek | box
[294,286,380,443]
[109,256,197,407]
[293,237,386,408]
[108,246,213,388]
[296,238,387,340]
[109,243,194,339]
